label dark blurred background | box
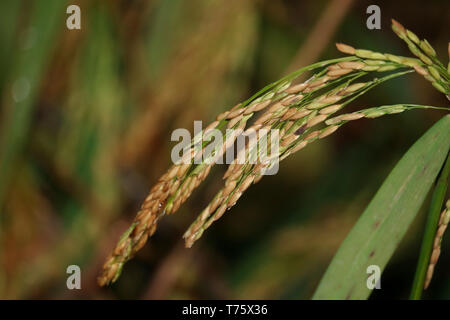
[0,0,449,299]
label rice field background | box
[0,0,449,299]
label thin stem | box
[410,151,450,299]
[241,56,358,108]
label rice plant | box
[98,19,450,300]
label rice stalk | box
[97,56,360,286]
[336,20,450,95]
[425,200,450,289]
[98,20,450,286]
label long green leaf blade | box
[313,114,450,300]
[410,152,450,299]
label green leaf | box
[410,152,450,299]
[313,114,450,300]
